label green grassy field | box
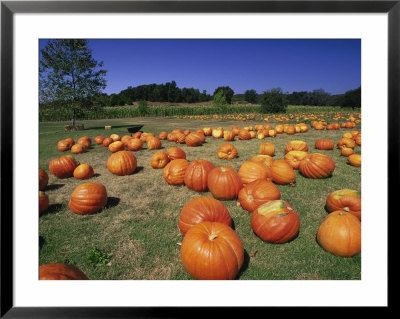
[39,117,361,280]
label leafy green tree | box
[213,86,234,104]
[39,39,107,125]
[138,100,149,116]
[260,88,288,113]
[341,87,361,109]
[244,89,258,104]
[213,89,228,112]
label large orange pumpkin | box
[238,129,251,140]
[185,133,202,147]
[250,155,274,168]
[150,151,170,169]
[251,200,300,243]
[348,154,361,167]
[39,168,49,191]
[271,160,296,185]
[326,189,361,220]
[68,182,108,215]
[315,139,335,150]
[180,222,244,280]
[238,179,281,212]
[217,143,238,160]
[317,210,361,257]
[71,143,86,154]
[108,141,125,153]
[178,197,232,235]
[223,130,235,141]
[57,139,73,151]
[203,127,212,136]
[238,161,272,185]
[184,159,215,192]
[259,142,275,156]
[212,127,224,139]
[102,137,114,147]
[284,140,308,154]
[126,138,143,151]
[77,136,91,149]
[158,131,168,140]
[39,191,49,215]
[73,164,94,180]
[107,150,137,176]
[299,153,335,179]
[167,147,186,160]
[163,159,190,185]
[207,166,243,200]
[39,263,88,280]
[174,133,187,144]
[147,136,162,150]
[49,155,79,178]
[284,151,308,170]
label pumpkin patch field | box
[39,115,361,280]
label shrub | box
[213,90,228,113]
[260,88,288,113]
[138,100,149,116]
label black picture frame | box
[1,0,395,317]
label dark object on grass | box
[64,124,84,131]
[127,125,143,133]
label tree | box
[260,88,288,114]
[213,90,228,112]
[341,87,361,109]
[39,39,107,125]
[213,86,234,104]
[244,89,258,104]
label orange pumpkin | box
[107,150,137,176]
[317,210,361,257]
[150,151,170,169]
[73,164,94,179]
[284,140,308,154]
[39,168,49,191]
[299,153,335,179]
[126,138,143,151]
[163,159,190,185]
[223,130,235,141]
[77,136,91,149]
[259,142,275,156]
[212,127,224,139]
[250,155,274,168]
[217,143,238,160]
[109,133,121,142]
[203,127,212,136]
[337,137,356,149]
[207,167,243,200]
[94,136,105,145]
[184,159,215,192]
[49,155,79,178]
[102,137,114,147]
[341,147,354,157]
[315,139,335,150]
[147,136,162,150]
[348,154,361,167]
[68,182,107,215]
[238,161,272,185]
[167,147,186,160]
[108,141,125,153]
[185,133,202,147]
[57,139,73,151]
[158,131,168,140]
[180,222,244,280]
[174,132,187,144]
[326,189,361,220]
[121,135,132,146]
[39,263,89,280]
[284,151,308,170]
[251,200,300,243]
[238,129,251,140]
[39,191,49,215]
[271,160,296,185]
[238,179,281,212]
[178,197,231,235]
[71,143,86,154]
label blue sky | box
[39,39,361,95]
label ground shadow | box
[45,184,65,191]
[231,219,236,231]
[41,203,64,216]
[105,197,120,209]
[39,236,45,249]
[135,166,144,174]
[236,249,250,279]
[93,173,101,178]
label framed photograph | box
[1,0,394,316]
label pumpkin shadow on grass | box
[134,166,144,174]
[93,173,101,178]
[105,197,120,209]
[41,203,64,216]
[236,250,250,279]
[45,184,65,191]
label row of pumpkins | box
[39,124,361,280]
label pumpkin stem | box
[208,233,218,241]
[277,213,289,217]
[344,207,349,212]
